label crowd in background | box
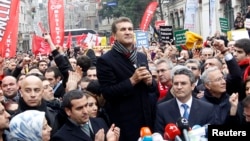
[0,15,249,141]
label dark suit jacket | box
[96,48,158,141]
[51,118,108,141]
[54,83,65,98]
[154,97,215,136]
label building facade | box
[160,0,250,39]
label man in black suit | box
[51,89,120,141]
[96,17,158,141]
[45,66,65,99]
[155,66,215,136]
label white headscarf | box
[9,110,45,141]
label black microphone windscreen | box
[176,117,189,131]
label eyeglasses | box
[187,66,198,70]
[157,69,170,74]
[209,76,226,82]
[202,54,213,57]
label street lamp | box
[158,0,170,20]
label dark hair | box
[242,95,250,108]
[62,89,85,109]
[86,80,101,96]
[77,55,91,76]
[111,17,132,34]
[173,67,196,84]
[45,66,62,79]
[234,38,250,55]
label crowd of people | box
[0,16,249,141]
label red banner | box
[65,31,72,48]
[32,35,51,56]
[2,5,20,58]
[139,2,158,31]
[0,0,20,55]
[48,0,64,46]
[155,20,166,30]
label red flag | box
[32,35,51,56]
[0,0,20,55]
[76,34,87,45]
[38,22,46,34]
[109,36,115,45]
[48,0,64,46]
[2,5,20,58]
[139,2,158,31]
[65,32,72,48]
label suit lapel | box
[66,121,92,141]
[188,98,199,125]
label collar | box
[176,96,192,110]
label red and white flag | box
[32,35,51,56]
[0,0,20,56]
[48,0,64,46]
[139,2,158,31]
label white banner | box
[209,0,216,35]
[184,0,198,32]
[245,18,250,29]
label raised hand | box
[229,93,239,116]
[95,129,105,141]
[106,124,120,141]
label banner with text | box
[135,31,149,48]
[219,18,229,33]
[2,5,19,58]
[0,0,20,54]
[48,0,64,46]
[159,26,173,43]
[174,29,188,51]
[184,0,198,32]
[139,1,158,31]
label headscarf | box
[9,110,45,141]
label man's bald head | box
[21,75,42,88]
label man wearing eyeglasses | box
[185,59,204,99]
[201,67,235,125]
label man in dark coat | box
[51,90,120,141]
[96,17,158,141]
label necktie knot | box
[181,104,189,120]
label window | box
[224,0,234,30]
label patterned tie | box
[181,104,189,120]
[81,123,90,137]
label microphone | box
[176,117,190,131]
[140,127,152,138]
[151,132,164,141]
[176,117,190,141]
[164,123,181,140]
[188,124,210,141]
[142,136,153,141]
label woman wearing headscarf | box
[9,110,52,141]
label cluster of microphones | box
[138,117,209,141]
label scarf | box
[113,40,137,65]
[9,110,45,141]
[238,58,250,81]
[158,81,168,100]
